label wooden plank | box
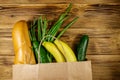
[0,55,120,65]
[0,3,120,80]
[0,4,119,26]
[92,63,120,80]
[0,35,120,55]
[0,4,120,55]
[0,4,119,15]
[87,55,120,63]
[0,55,120,80]
[0,28,120,55]
[1,63,119,80]
[0,0,120,4]
[0,56,13,65]
[0,65,12,80]
[0,4,119,28]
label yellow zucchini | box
[42,41,65,62]
[54,39,77,62]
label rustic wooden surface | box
[0,0,120,80]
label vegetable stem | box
[47,3,72,41]
[38,16,42,41]
[57,17,79,39]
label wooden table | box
[0,0,120,80]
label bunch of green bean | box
[29,3,79,63]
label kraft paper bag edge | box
[13,61,92,80]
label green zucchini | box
[32,41,49,63]
[77,35,89,61]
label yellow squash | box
[54,39,77,62]
[12,20,36,64]
[42,41,65,62]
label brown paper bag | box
[13,61,92,80]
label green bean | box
[57,17,79,39]
[47,4,72,41]
[38,17,42,41]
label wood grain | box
[0,55,120,65]
[0,2,120,80]
[0,65,12,80]
[0,55,120,80]
[0,0,120,4]
[1,63,120,80]
[0,4,120,55]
